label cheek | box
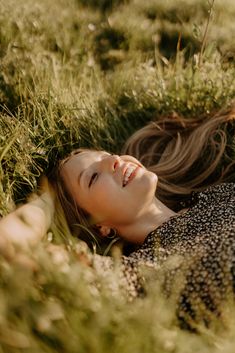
[93,179,118,204]
[88,178,118,212]
[88,171,157,217]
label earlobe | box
[96,225,111,237]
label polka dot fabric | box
[93,183,235,326]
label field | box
[0,0,235,352]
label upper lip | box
[120,163,138,186]
[113,158,143,186]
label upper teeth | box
[123,166,136,187]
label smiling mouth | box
[122,166,139,187]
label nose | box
[100,154,121,172]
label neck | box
[116,197,177,244]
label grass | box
[0,0,235,351]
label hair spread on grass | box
[122,102,235,210]
[49,148,103,248]
[49,103,235,245]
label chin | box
[141,170,158,194]
[147,170,158,185]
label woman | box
[0,103,235,329]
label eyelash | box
[89,172,99,187]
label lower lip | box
[125,166,140,187]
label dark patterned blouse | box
[93,183,235,327]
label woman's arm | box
[0,192,54,255]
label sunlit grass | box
[0,0,235,351]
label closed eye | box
[89,172,99,187]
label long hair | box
[48,148,103,249]
[122,103,235,210]
[49,103,235,247]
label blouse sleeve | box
[92,246,157,300]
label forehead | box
[61,150,108,174]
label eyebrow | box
[63,150,87,165]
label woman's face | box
[60,150,158,229]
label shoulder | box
[180,182,235,208]
[200,182,235,194]
[143,182,235,246]
[192,182,235,202]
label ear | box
[96,225,111,237]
